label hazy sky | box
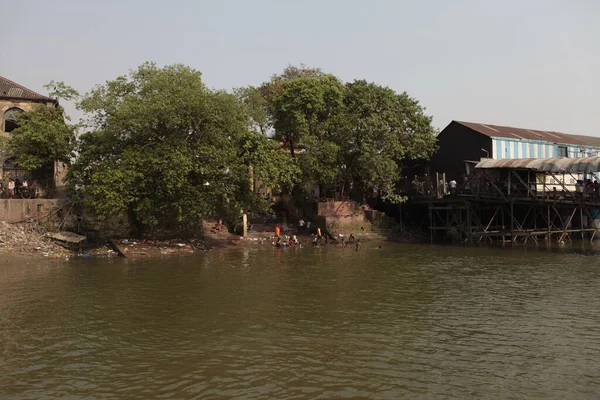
[4,0,599,135]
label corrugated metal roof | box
[475,157,600,173]
[455,121,600,147]
[0,76,56,103]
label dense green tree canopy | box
[266,71,437,200]
[9,104,76,171]
[234,65,325,137]
[234,86,269,135]
[71,63,298,234]
[63,62,437,235]
[272,75,345,158]
[337,80,437,200]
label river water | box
[1,244,600,399]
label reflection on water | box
[2,244,600,398]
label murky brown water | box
[2,244,600,399]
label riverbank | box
[0,220,259,259]
[0,218,395,260]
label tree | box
[234,86,269,135]
[259,64,325,109]
[233,64,326,138]
[336,80,437,201]
[9,105,76,171]
[44,80,80,102]
[266,75,437,202]
[272,75,345,158]
[71,63,296,235]
[8,82,79,192]
[238,130,301,194]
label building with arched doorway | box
[0,76,62,195]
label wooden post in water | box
[501,206,505,244]
[510,201,514,245]
[581,208,584,240]
[429,204,433,244]
[398,204,403,234]
[466,201,472,244]
[547,205,551,242]
[242,212,248,237]
[443,173,446,195]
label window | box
[3,107,23,133]
[558,146,567,157]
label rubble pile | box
[0,221,71,258]
[87,244,120,258]
[0,219,248,260]
[113,238,199,257]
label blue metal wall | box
[492,138,600,159]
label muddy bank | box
[0,221,248,260]
[0,220,398,261]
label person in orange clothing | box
[275,224,281,237]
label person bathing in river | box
[348,233,355,243]
[355,239,361,251]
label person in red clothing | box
[7,178,15,198]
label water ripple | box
[1,246,600,398]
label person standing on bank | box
[298,218,305,233]
[275,224,281,237]
[7,179,15,198]
[449,179,457,195]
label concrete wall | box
[319,214,366,233]
[0,198,68,224]
[317,201,360,217]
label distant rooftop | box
[454,120,600,147]
[0,76,57,103]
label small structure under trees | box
[0,76,75,197]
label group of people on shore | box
[273,224,362,251]
[1,177,33,198]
